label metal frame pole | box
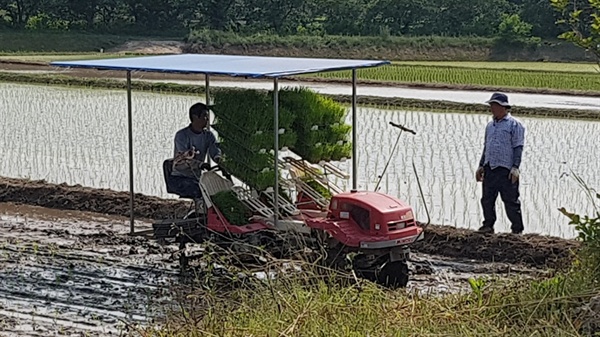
[205,74,211,106]
[205,74,212,166]
[127,71,135,234]
[273,78,279,227]
[352,69,357,190]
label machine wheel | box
[377,260,409,289]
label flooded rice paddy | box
[1,83,599,239]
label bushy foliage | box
[551,0,600,60]
[496,13,541,46]
[559,173,600,280]
[0,0,560,39]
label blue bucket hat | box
[485,92,511,108]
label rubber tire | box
[377,260,409,289]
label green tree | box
[363,0,436,36]
[320,0,367,35]
[0,0,39,27]
[550,0,600,59]
[244,0,314,34]
[522,0,562,38]
[496,13,539,45]
[422,0,513,37]
[196,0,239,31]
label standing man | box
[475,93,526,234]
[170,102,221,201]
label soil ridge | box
[0,176,580,270]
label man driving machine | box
[169,102,222,210]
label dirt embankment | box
[0,176,192,221]
[0,176,581,270]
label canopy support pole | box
[205,74,212,166]
[273,77,279,228]
[127,70,135,234]
[205,74,211,105]
[352,69,357,190]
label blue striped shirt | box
[479,114,525,170]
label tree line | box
[0,0,564,39]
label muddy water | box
[0,203,545,336]
[1,83,598,238]
[0,204,180,336]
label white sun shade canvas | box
[50,53,390,78]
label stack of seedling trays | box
[210,87,352,223]
[279,87,352,164]
[212,88,297,192]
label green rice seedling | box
[279,87,352,163]
[302,177,333,199]
[302,64,600,92]
[212,121,297,152]
[212,88,296,191]
[213,88,295,132]
[211,190,253,226]
[219,156,276,192]
[212,87,353,191]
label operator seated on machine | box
[170,102,222,211]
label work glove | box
[476,166,484,182]
[509,167,520,184]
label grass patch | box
[185,30,494,61]
[138,258,597,337]
[302,64,600,92]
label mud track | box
[0,204,182,336]
[0,176,581,270]
[0,201,554,336]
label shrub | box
[558,172,600,281]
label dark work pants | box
[169,175,202,199]
[481,165,524,232]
